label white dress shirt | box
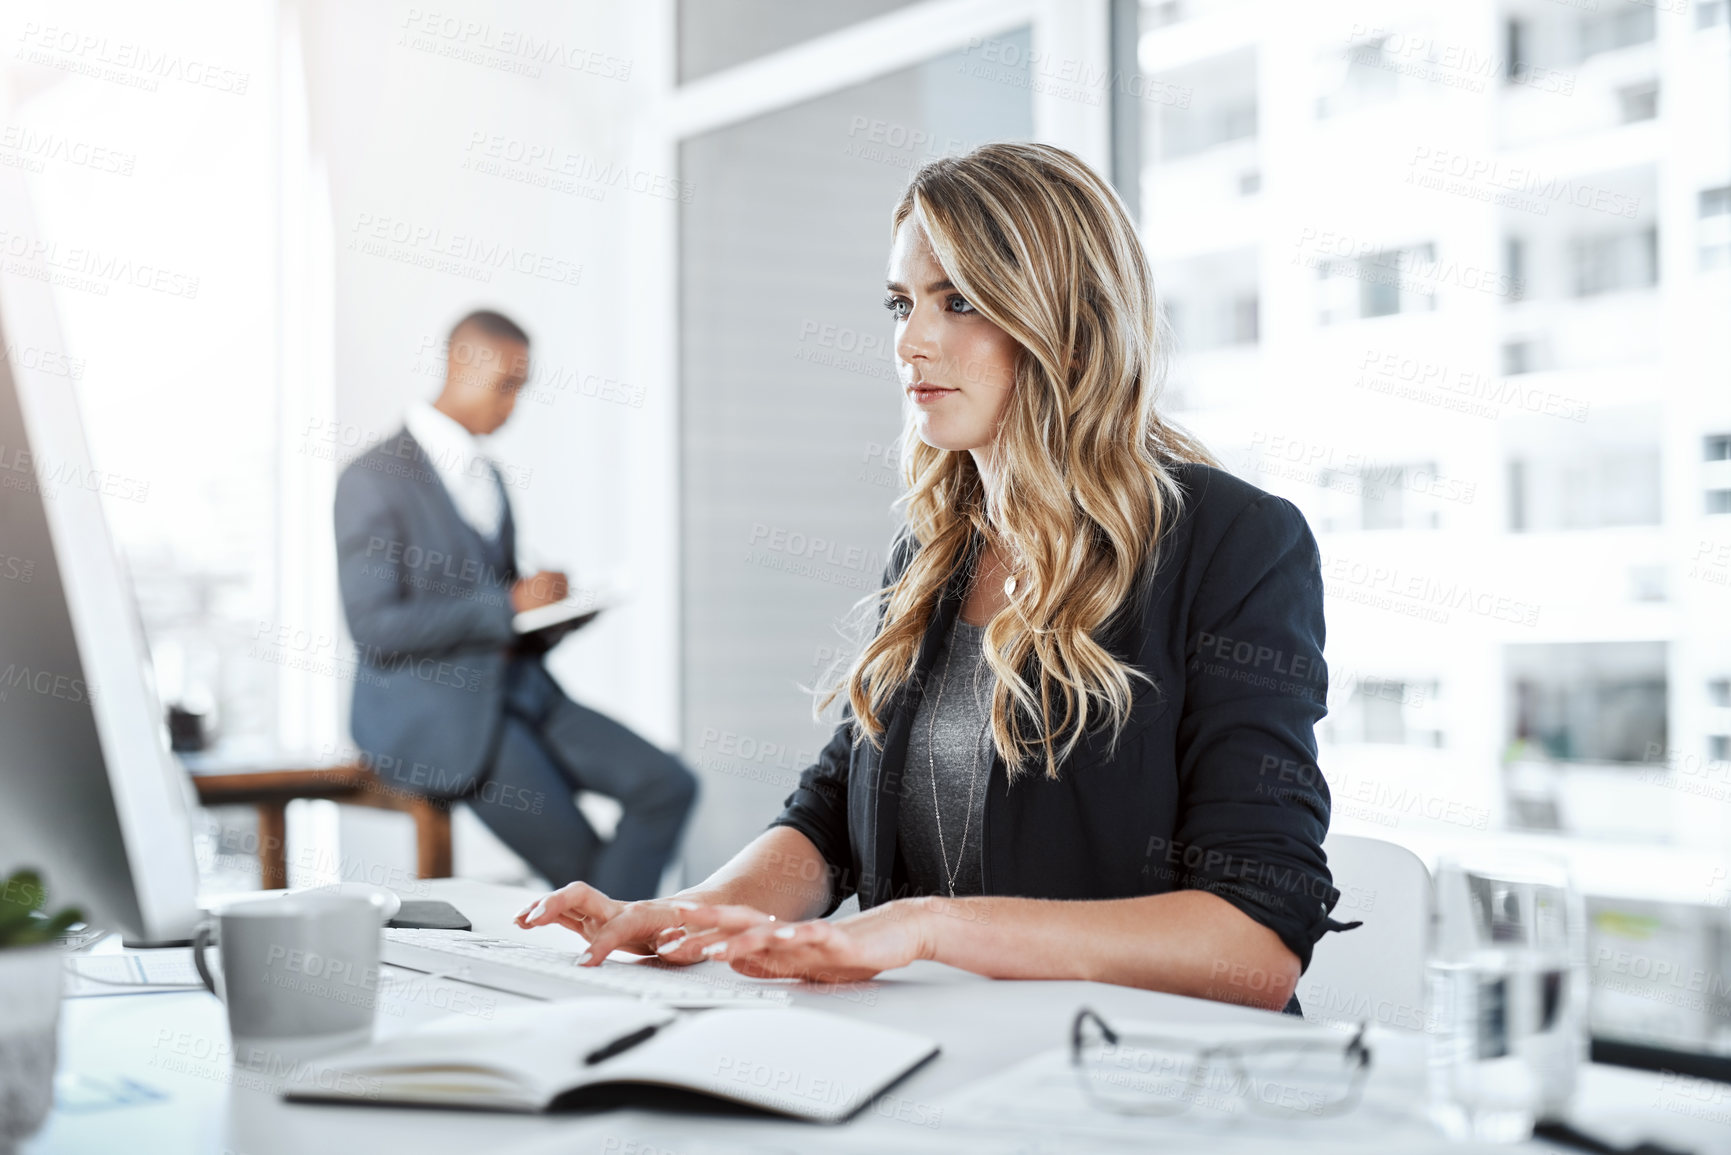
[404,401,506,540]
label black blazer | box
[771,463,1351,986]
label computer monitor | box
[0,169,201,946]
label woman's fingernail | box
[773,927,796,940]
[670,900,700,911]
[656,936,688,954]
[573,951,592,965]
[656,926,682,939]
[701,941,727,958]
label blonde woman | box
[517,143,1354,1014]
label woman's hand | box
[684,897,938,984]
[512,881,682,962]
[512,882,780,967]
[513,881,631,948]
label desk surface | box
[26,879,1731,1155]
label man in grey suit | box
[334,310,696,899]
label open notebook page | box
[289,999,673,1109]
[574,1005,940,1123]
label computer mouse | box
[295,882,403,924]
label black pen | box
[583,1023,663,1066]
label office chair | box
[1297,833,1434,1030]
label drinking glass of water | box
[1426,851,1588,1143]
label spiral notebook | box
[283,998,939,1124]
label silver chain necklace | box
[925,620,994,897]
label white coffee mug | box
[192,893,381,1064]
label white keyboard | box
[379,929,790,1008]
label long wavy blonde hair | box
[816,142,1215,781]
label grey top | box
[899,616,996,897]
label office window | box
[1570,227,1658,297]
[1506,236,1528,302]
[1324,678,1444,748]
[1157,247,1260,356]
[1502,339,1541,376]
[1507,642,1667,764]
[1576,5,1656,61]
[1137,48,1259,242]
[1505,19,1530,86]
[1507,445,1661,531]
[1617,81,1659,124]
[1706,435,1731,515]
[1167,293,1259,351]
[1712,735,1731,761]
[1317,244,1437,324]
[1628,564,1666,602]
[1232,296,1259,343]
[1708,679,1731,709]
[1354,467,1407,530]
[1508,460,1529,532]
[1315,462,1445,532]
[1700,186,1731,271]
[1701,0,1730,30]
[1154,51,1257,161]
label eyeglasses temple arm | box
[1071,1006,1118,1062]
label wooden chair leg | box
[257,802,288,890]
[414,800,453,879]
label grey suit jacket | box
[333,428,518,796]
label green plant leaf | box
[0,869,80,949]
[3,870,46,911]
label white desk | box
[26,879,1731,1155]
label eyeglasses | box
[1069,1007,1372,1118]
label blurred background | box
[1,0,1726,1055]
